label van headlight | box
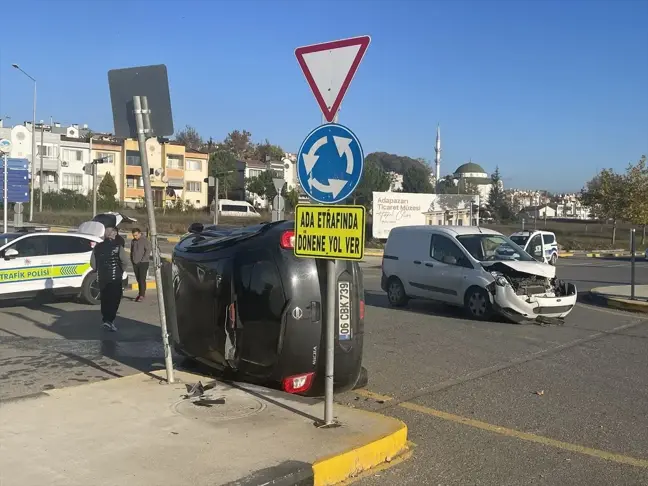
[490,272,508,287]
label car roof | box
[5,231,100,241]
[390,225,503,237]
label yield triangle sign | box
[295,36,371,123]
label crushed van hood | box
[483,260,556,279]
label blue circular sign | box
[297,123,364,204]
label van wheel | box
[549,253,558,265]
[464,287,492,321]
[386,277,408,307]
[81,272,101,305]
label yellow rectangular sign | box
[294,204,366,261]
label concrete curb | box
[311,417,409,486]
[588,291,648,314]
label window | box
[430,235,470,267]
[222,204,248,212]
[248,168,263,178]
[62,173,83,192]
[97,152,114,163]
[456,234,535,262]
[542,234,555,244]
[166,154,184,169]
[8,235,48,257]
[47,236,93,255]
[186,159,202,171]
[126,176,143,188]
[62,149,83,162]
[186,181,201,192]
[37,145,54,157]
[126,150,141,166]
[528,235,543,259]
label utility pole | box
[39,123,44,212]
[90,137,97,217]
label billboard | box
[372,191,480,239]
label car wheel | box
[80,272,101,305]
[549,253,558,266]
[386,277,408,307]
[353,366,369,390]
[464,287,492,321]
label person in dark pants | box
[130,228,151,302]
[91,227,129,332]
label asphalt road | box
[1,257,647,485]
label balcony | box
[31,157,60,172]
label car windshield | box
[456,234,535,262]
[510,235,530,247]
[0,234,21,247]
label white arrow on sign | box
[309,176,347,198]
[333,136,354,174]
[302,136,328,175]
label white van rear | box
[215,199,261,218]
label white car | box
[0,228,128,305]
[381,226,577,324]
[510,230,560,265]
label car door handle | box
[425,262,434,268]
[414,260,421,265]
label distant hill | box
[365,152,430,175]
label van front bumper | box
[490,282,577,324]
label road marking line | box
[398,401,648,469]
[576,302,648,319]
[354,389,394,402]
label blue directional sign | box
[1,158,30,203]
[297,123,364,204]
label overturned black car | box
[163,220,367,397]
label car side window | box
[528,235,543,258]
[542,234,555,245]
[9,235,49,257]
[47,236,94,255]
[430,235,470,267]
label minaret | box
[434,124,441,183]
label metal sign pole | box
[133,95,175,384]
[214,177,219,225]
[91,138,97,217]
[39,124,44,213]
[3,154,7,234]
[630,228,636,300]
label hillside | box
[365,152,430,175]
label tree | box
[209,146,239,199]
[175,125,203,151]
[223,130,254,158]
[351,159,391,207]
[487,167,513,221]
[365,152,428,175]
[254,139,284,162]
[284,187,300,210]
[245,171,278,202]
[402,165,434,193]
[581,168,628,244]
[98,173,117,201]
[626,155,648,244]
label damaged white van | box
[381,226,577,324]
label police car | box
[510,230,560,265]
[0,227,128,305]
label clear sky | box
[0,0,646,192]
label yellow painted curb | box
[560,252,574,257]
[363,249,384,256]
[166,237,181,243]
[312,415,408,486]
[126,281,157,291]
[598,296,648,314]
[49,226,69,233]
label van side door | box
[542,233,557,261]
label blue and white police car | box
[510,230,560,265]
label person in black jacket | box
[91,227,129,331]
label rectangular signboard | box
[294,204,365,261]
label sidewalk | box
[589,285,648,313]
[0,371,408,486]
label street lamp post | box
[11,64,37,222]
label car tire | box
[386,277,408,307]
[464,286,493,321]
[549,253,558,266]
[80,272,101,305]
[353,366,369,390]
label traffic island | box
[0,370,408,486]
[589,285,648,313]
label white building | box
[452,162,494,204]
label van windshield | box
[456,234,535,262]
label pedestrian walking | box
[130,228,151,302]
[91,226,129,332]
